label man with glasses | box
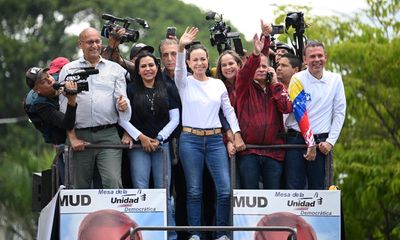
[59,27,131,189]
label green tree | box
[0,0,246,238]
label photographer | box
[24,67,77,145]
[59,27,131,189]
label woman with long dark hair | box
[121,52,179,240]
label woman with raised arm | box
[175,27,240,240]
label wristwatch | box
[156,134,164,145]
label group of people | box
[24,19,346,240]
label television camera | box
[285,11,307,61]
[270,12,308,62]
[53,67,99,94]
[206,11,244,56]
[101,14,150,44]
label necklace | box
[145,92,156,114]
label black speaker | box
[31,169,53,212]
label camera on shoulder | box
[101,13,150,44]
[205,11,244,56]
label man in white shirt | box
[285,40,346,189]
[59,27,131,189]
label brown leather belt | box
[182,126,222,136]
[76,124,116,132]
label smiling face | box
[187,48,209,79]
[138,56,158,86]
[220,54,240,82]
[303,46,326,79]
[79,28,102,64]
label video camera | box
[101,14,149,44]
[267,12,308,63]
[206,11,244,56]
[285,12,307,61]
[53,67,99,94]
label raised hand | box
[253,33,265,56]
[261,19,272,35]
[178,27,199,51]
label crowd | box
[24,19,346,240]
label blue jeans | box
[179,132,231,238]
[237,154,283,189]
[128,143,177,240]
[284,134,326,190]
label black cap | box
[26,67,49,89]
[276,42,295,55]
[129,43,154,60]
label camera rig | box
[206,11,244,56]
[267,12,308,63]
[101,14,150,44]
[53,67,99,94]
[285,12,307,61]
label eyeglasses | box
[81,39,102,45]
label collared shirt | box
[175,51,240,133]
[59,57,131,128]
[236,53,293,161]
[286,69,346,146]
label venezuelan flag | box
[289,77,315,147]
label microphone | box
[67,68,99,77]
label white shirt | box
[59,57,131,128]
[286,69,346,146]
[175,51,240,133]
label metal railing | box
[120,226,298,240]
[55,142,333,240]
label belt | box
[182,126,222,136]
[287,129,329,140]
[76,124,116,132]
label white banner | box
[233,190,341,240]
[59,189,167,240]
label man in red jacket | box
[235,34,292,189]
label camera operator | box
[59,27,131,189]
[24,67,78,145]
[101,28,154,81]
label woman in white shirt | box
[175,27,240,240]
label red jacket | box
[236,53,292,161]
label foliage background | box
[0,0,398,239]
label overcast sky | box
[180,0,368,40]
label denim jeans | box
[237,154,283,189]
[128,143,177,240]
[179,132,231,238]
[284,134,327,190]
